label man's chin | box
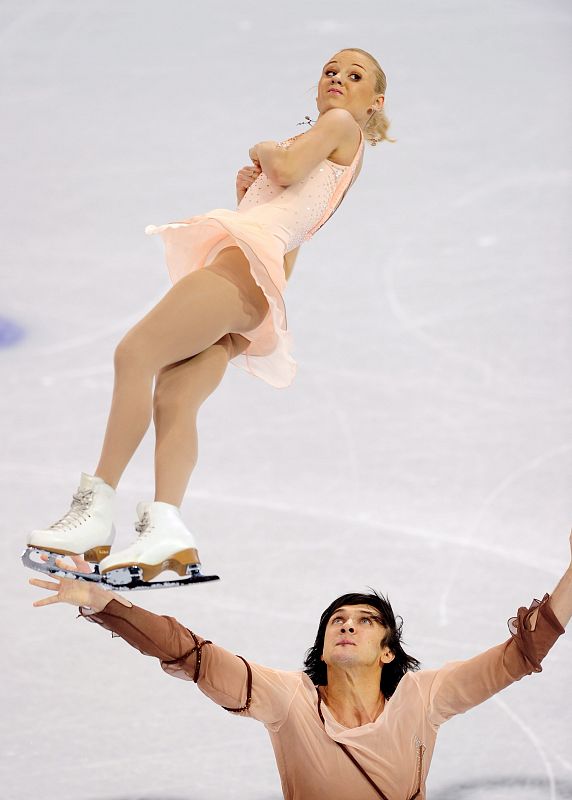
[330,651,359,666]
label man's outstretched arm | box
[418,530,570,726]
[29,556,300,726]
[535,530,572,629]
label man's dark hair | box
[303,591,420,699]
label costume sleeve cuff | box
[507,593,565,673]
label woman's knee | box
[114,330,150,374]
[153,343,236,422]
[153,370,187,422]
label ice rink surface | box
[2,0,571,798]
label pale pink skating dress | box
[145,128,364,388]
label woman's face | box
[316,50,383,125]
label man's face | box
[321,604,394,670]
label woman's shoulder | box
[322,111,363,167]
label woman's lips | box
[328,89,343,95]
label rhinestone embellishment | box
[237,134,355,250]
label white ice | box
[1,1,571,798]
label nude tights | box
[94,248,269,507]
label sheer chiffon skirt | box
[146,210,296,388]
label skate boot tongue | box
[50,492,91,530]
[50,481,101,531]
[48,474,103,531]
[79,472,106,492]
[134,504,153,540]
[136,501,151,520]
[136,501,182,525]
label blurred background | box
[1,0,571,797]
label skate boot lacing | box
[50,490,94,531]
[134,511,153,539]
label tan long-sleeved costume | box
[81,594,564,800]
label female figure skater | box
[28,534,570,798]
[24,48,392,588]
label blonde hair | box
[338,47,395,146]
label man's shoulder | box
[392,668,435,699]
[251,663,312,687]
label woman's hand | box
[236,163,261,204]
[248,145,261,167]
[249,140,286,185]
[29,554,126,612]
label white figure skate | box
[22,473,116,582]
[96,501,219,590]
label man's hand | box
[29,554,129,612]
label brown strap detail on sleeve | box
[222,655,253,713]
[160,629,213,683]
[192,638,212,683]
[317,690,421,800]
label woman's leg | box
[94,247,267,489]
[152,333,249,507]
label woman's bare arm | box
[251,109,360,186]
